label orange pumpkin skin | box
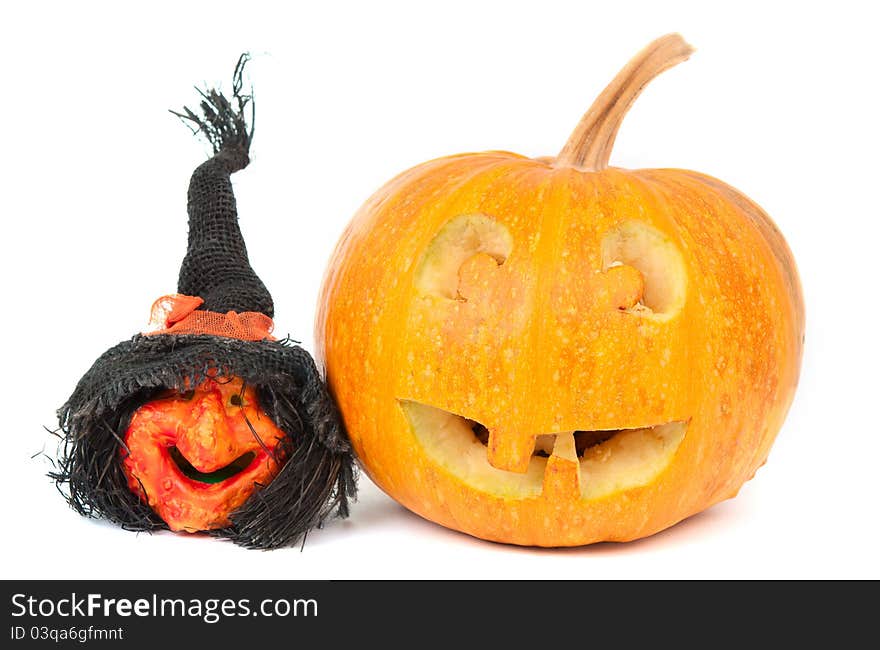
[316,37,804,546]
[122,377,286,533]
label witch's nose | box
[174,390,236,472]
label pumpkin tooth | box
[551,432,578,463]
[486,428,535,473]
[542,433,580,500]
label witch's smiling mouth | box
[168,447,257,484]
[399,400,688,499]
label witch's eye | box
[229,393,244,407]
[156,388,195,401]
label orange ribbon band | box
[143,294,276,342]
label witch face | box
[52,56,355,549]
[122,377,287,532]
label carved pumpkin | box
[316,34,804,546]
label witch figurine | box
[52,56,356,549]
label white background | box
[1,1,877,579]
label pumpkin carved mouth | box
[168,446,257,484]
[399,400,687,500]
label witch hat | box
[173,56,272,319]
[53,56,356,549]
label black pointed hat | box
[53,56,356,549]
[173,56,273,318]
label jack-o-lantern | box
[54,57,355,549]
[316,34,804,546]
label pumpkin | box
[316,34,804,546]
[122,377,286,532]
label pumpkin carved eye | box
[601,220,687,319]
[414,214,513,301]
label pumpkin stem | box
[555,33,694,171]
